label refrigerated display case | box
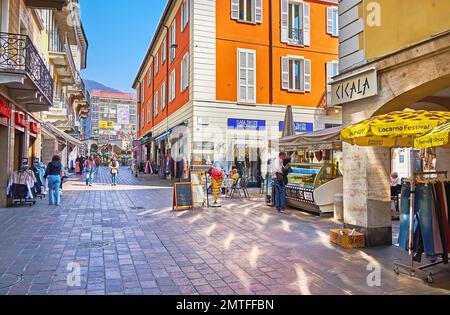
[286,163,343,215]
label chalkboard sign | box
[173,182,194,211]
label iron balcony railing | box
[0,32,54,103]
[289,28,304,45]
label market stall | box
[270,126,344,215]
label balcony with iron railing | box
[288,28,304,46]
[0,32,54,110]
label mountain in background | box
[84,79,120,93]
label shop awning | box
[276,126,343,151]
[41,122,85,147]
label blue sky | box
[79,0,167,92]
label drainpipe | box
[163,24,172,177]
[269,0,274,105]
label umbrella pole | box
[408,148,416,270]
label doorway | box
[14,130,24,170]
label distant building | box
[89,91,137,151]
[133,0,340,185]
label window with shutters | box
[288,2,303,45]
[281,56,311,93]
[154,92,159,117]
[231,0,262,24]
[326,60,339,91]
[170,21,176,63]
[161,82,166,110]
[181,53,189,91]
[327,6,339,36]
[281,0,310,46]
[181,0,189,31]
[237,49,256,103]
[161,38,166,64]
[155,53,159,75]
[169,69,176,102]
[147,67,152,87]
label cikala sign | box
[331,69,378,106]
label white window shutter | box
[255,0,263,23]
[304,59,311,92]
[238,51,247,101]
[327,62,333,84]
[303,3,310,46]
[327,7,333,35]
[247,52,256,102]
[231,0,239,20]
[281,57,289,90]
[280,0,289,43]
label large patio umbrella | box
[341,109,450,148]
[340,109,450,276]
[282,105,295,138]
[415,120,450,149]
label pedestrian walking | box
[109,157,119,186]
[85,157,96,186]
[44,155,63,206]
[272,152,288,213]
[79,156,86,175]
[60,165,68,195]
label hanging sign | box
[29,121,40,134]
[173,182,194,211]
[330,68,378,106]
[15,112,27,128]
[0,97,11,118]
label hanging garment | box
[437,183,450,252]
[399,183,412,251]
[431,186,444,255]
[6,171,35,199]
[415,184,435,259]
[432,183,448,264]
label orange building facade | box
[133,0,340,183]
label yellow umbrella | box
[341,110,450,147]
[415,120,450,149]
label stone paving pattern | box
[0,167,449,295]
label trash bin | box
[334,193,344,221]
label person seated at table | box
[231,166,240,185]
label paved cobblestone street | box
[0,167,449,295]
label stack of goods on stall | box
[399,179,450,264]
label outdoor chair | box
[229,177,250,199]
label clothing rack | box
[9,169,37,207]
[394,168,448,284]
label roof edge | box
[132,0,175,89]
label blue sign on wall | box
[279,122,314,133]
[228,119,266,131]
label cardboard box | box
[330,229,366,249]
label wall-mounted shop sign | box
[193,142,215,151]
[228,118,266,131]
[15,112,27,128]
[279,122,314,133]
[0,97,11,118]
[99,120,114,129]
[330,68,378,106]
